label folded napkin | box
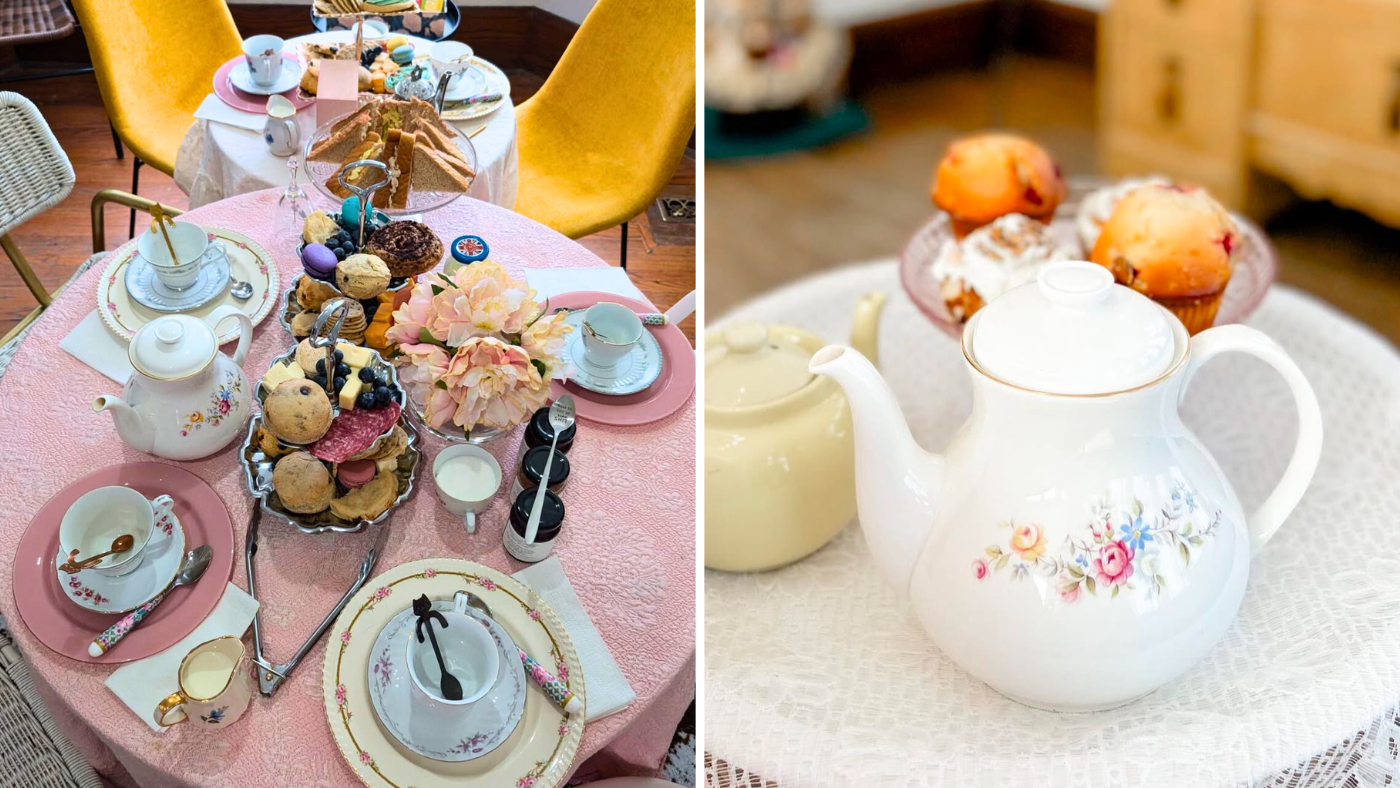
[194,93,266,132]
[525,268,645,304]
[514,557,636,721]
[61,309,132,384]
[106,583,259,732]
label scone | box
[295,338,334,373]
[336,253,392,299]
[1076,175,1171,254]
[931,134,1066,238]
[367,221,443,278]
[264,379,334,444]
[297,275,340,311]
[1090,184,1237,334]
[272,451,335,514]
[302,210,341,246]
[290,310,318,339]
[931,213,1071,322]
[328,469,397,520]
[255,424,293,458]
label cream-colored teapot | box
[705,292,886,571]
[811,262,1323,710]
[93,306,253,461]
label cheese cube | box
[375,456,397,474]
[260,360,305,394]
[337,342,374,369]
[338,377,363,409]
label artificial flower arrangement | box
[386,261,571,438]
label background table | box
[706,261,1400,787]
[174,32,518,210]
[0,189,694,788]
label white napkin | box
[525,268,645,304]
[193,93,266,132]
[106,583,259,732]
[60,309,132,384]
[514,557,636,721]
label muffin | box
[264,379,335,444]
[290,310,318,339]
[302,210,341,246]
[296,275,340,311]
[336,253,392,299]
[1090,184,1237,334]
[931,213,1071,322]
[931,134,1066,238]
[367,221,444,278]
[272,451,335,514]
[329,468,398,521]
[1075,175,1171,254]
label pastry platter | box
[97,227,278,343]
[279,272,413,338]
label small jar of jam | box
[503,487,565,563]
[511,445,571,500]
[523,406,576,454]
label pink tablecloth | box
[0,189,695,787]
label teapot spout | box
[93,395,155,453]
[810,345,944,593]
[850,292,887,367]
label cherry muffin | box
[931,134,1066,238]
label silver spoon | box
[89,545,213,657]
[525,395,575,544]
[229,276,254,300]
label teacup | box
[58,486,172,578]
[138,221,227,291]
[406,599,500,706]
[242,34,284,88]
[432,444,502,534]
[156,636,253,728]
[429,41,475,89]
[581,302,643,368]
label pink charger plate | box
[212,54,314,114]
[548,291,696,426]
[12,463,235,664]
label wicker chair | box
[0,0,75,47]
[0,625,103,788]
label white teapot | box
[810,262,1323,711]
[93,306,253,461]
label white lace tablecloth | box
[173,33,517,210]
[705,260,1400,787]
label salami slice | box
[310,401,402,463]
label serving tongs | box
[245,507,391,696]
[334,159,389,251]
[309,298,352,403]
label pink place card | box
[316,58,361,126]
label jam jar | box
[504,487,565,563]
[511,445,571,499]
[523,406,576,454]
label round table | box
[174,32,518,210]
[0,189,694,788]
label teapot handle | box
[206,304,254,366]
[1181,325,1323,554]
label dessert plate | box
[212,54,313,114]
[12,463,235,663]
[439,57,510,122]
[324,559,584,788]
[547,292,696,426]
[559,310,664,396]
[98,227,278,344]
[55,509,186,614]
[437,66,488,102]
[368,602,527,762]
[229,58,304,96]
[124,252,231,313]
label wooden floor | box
[707,55,1400,346]
[1,69,696,343]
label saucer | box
[124,253,231,313]
[55,510,186,614]
[229,59,302,96]
[559,310,664,396]
[437,65,488,102]
[367,602,526,762]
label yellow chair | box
[514,0,695,267]
[69,0,241,237]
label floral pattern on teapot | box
[179,372,243,437]
[974,484,1223,603]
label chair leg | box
[110,122,123,160]
[620,221,628,270]
[128,157,143,240]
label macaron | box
[337,458,378,489]
[451,235,489,265]
[341,196,364,227]
[391,45,415,65]
[301,243,339,279]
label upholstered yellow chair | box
[514,0,695,267]
[69,0,241,236]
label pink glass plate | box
[547,291,696,426]
[898,176,1279,338]
[212,54,314,114]
[12,463,236,663]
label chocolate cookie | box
[367,221,444,278]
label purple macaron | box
[301,243,339,280]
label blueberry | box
[333,247,347,261]
[374,387,392,407]
[314,359,326,373]
[357,392,376,410]
[333,349,344,361]
[358,367,376,382]
[310,374,327,388]
[334,376,347,391]
[335,362,351,377]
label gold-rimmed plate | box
[439,57,511,122]
[323,559,585,788]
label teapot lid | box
[705,323,816,408]
[129,314,218,380]
[969,261,1176,395]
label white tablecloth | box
[173,32,517,210]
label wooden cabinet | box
[1099,0,1400,227]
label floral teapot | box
[810,262,1323,710]
[93,306,253,461]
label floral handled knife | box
[89,546,213,657]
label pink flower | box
[972,559,988,580]
[1093,540,1136,587]
[386,281,441,345]
[1060,584,1081,603]
[517,777,536,788]
[558,723,569,736]
[340,631,351,644]
[424,568,436,578]
[335,684,347,705]
[479,578,497,591]
[428,262,539,345]
[360,751,372,765]
[529,609,541,621]
[374,586,391,599]
[441,338,548,430]
[520,310,572,372]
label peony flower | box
[521,310,572,374]
[1009,523,1046,562]
[972,559,988,580]
[1093,540,1135,587]
[386,280,441,345]
[431,261,540,345]
[441,337,548,429]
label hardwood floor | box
[1,69,696,343]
